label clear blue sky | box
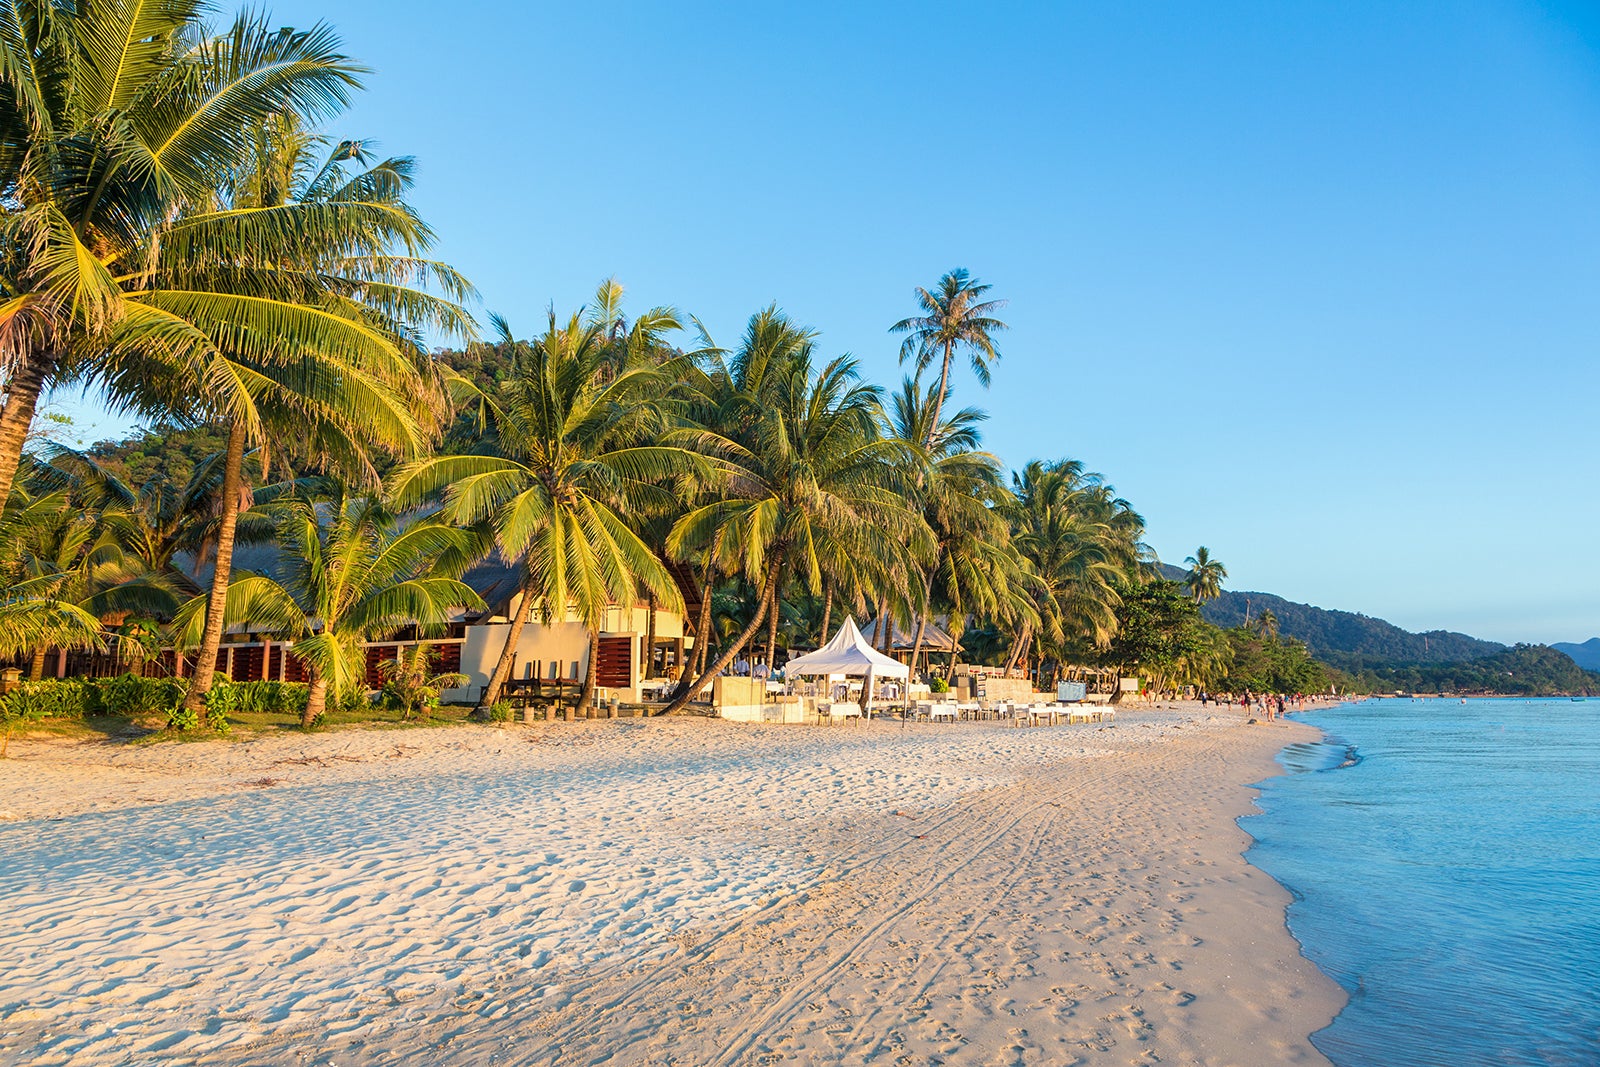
[54,1,1600,644]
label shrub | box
[2,679,94,719]
[96,674,186,719]
[487,700,514,723]
[224,680,309,716]
[928,676,950,694]
[166,704,201,732]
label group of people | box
[1202,690,1326,721]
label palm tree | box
[377,644,470,720]
[177,488,482,727]
[168,115,474,718]
[391,312,693,714]
[1251,609,1280,642]
[0,6,372,506]
[2,490,177,676]
[888,375,1032,680]
[1002,460,1153,680]
[1184,546,1228,604]
[0,482,106,662]
[662,312,931,713]
[40,445,270,597]
[889,269,1008,446]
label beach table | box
[1021,705,1059,726]
[823,701,861,725]
[956,701,981,720]
[927,702,958,722]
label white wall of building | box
[444,600,692,705]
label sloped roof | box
[862,615,960,653]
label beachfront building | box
[18,555,700,707]
[447,557,699,704]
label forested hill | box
[1153,564,1507,663]
[1199,590,1504,663]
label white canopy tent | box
[783,617,909,718]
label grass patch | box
[223,703,480,734]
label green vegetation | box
[1340,644,1597,696]
[2,6,1580,738]
[1198,588,1502,664]
[379,645,469,721]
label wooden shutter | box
[595,636,633,688]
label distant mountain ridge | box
[1155,564,1505,665]
[1553,638,1600,671]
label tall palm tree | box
[662,313,931,714]
[0,5,372,506]
[888,375,1031,679]
[177,487,482,726]
[889,269,1008,446]
[391,312,693,714]
[1251,609,1280,642]
[1183,546,1228,604]
[169,114,473,718]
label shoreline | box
[0,703,1344,1065]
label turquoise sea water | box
[1246,698,1600,1066]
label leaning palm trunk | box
[0,354,57,509]
[302,666,328,728]
[763,565,782,675]
[679,574,715,699]
[661,561,778,716]
[27,648,46,681]
[183,421,248,715]
[1003,623,1031,675]
[480,577,538,710]
[908,615,928,682]
[576,628,600,714]
[818,582,833,645]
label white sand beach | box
[0,706,1342,1065]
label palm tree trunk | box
[818,582,833,644]
[576,627,600,714]
[27,648,45,681]
[763,565,782,675]
[661,560,779,716]
[679,573,714,698]
[182,420,247,715]
[643,592,657,679]
[1003,623,1031,675]
[0,352,56,508]
[927,338,955,448]
[909,559,937,681]
[301,666,327,729]
[480,575,536,710]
